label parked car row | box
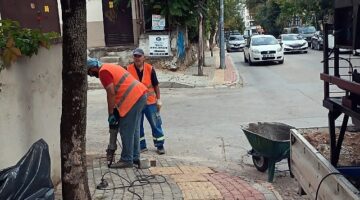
[237,32,360,66]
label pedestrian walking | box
[87,58,147,168]
[127,48,166,155]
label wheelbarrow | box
[242,122,294,182]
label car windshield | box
[229,35,244,41]
[252,37,278,46]
[282,35,300,40]
[301,26,316,34]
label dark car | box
[299,26,316,45]
[311,31,323,50]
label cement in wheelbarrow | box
[242,122,295,182]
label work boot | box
[110,160,133,169]
[106,149,115,166]
[156,147,165,155]
[133,160,140,167]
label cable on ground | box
[95,154,167,200]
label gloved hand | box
[156,99,162,112]
[108,114,118,126]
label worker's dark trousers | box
[118,94,147,162]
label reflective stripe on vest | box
[100,63,147,117]
[114,72,130,93]
[127,63,157,105]
[115,81,137,109]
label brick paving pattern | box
[55,155,276,199]
[177,182,222,200]
[224,55,238,84]
[203,173,266,200]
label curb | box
[225,54,242,86]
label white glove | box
[156,99,162,112]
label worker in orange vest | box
[127,48,166,155]
[87,58,147,168]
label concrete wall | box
[0,44,62,184]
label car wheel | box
[244,52,248,63]
[249,56,253,66]
[304,51,308,53]
[227,49,230,53]
[279,58,284,64]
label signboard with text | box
[152,15,166,30]
[149,35,169,56]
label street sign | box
[149,35,169,56]
[152,15,165,30]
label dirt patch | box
[299,127,360,189]
[299,127,360,167]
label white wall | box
[0,44,62,184]
[56,0,104,23]
[86,0,104,22]
[57,0,105,47]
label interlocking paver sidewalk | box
[56,153,279,200]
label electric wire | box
[96,166,167,200]
[95,137,168,199]
[315,172,342,200]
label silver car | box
[226,35,246,52]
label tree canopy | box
[244,0,334,35]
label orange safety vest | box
[100,63,147,117]
[127,63,157,105]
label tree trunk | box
[60,1,91,199]
[198,12,204,76]
[209,25,217,57]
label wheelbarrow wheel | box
[252,155,268,172]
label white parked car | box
[279,34,308,53]
[243,35,284,65]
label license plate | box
[263,54,274,57]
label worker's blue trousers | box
[140,104,165,149]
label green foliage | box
[253,0,281,36]
[245,0,334,34]
[224,0,245,33]
[144,0,198,27]
[0,19,59,72]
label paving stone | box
[149,166,183,175]
[171,173,208,182]
[177,182,222,200]
[179,166,214,174]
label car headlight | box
[277,47,282,52]
[251,49,260,54]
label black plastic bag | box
[0,139,54,200]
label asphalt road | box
[86,49,358,199]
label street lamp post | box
[219,0,225,69]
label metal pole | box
[219,0,225,69]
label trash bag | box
[0,139,54,200]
